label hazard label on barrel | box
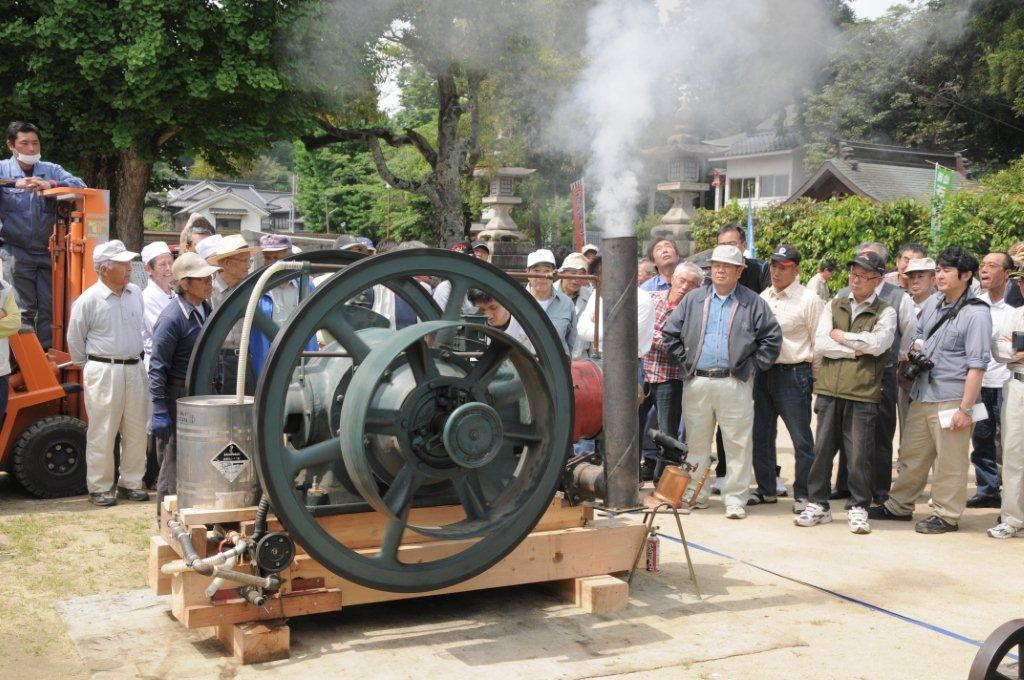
[211,442,250,482]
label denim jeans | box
[752,363,815,499]
[970,386,1003,498]
[650,380,683,481]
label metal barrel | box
[601,235,639,510]
[175,395,260,510]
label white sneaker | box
[692,498,710,510]
[725,504,746,519]
[987,523,1024,539]
[775,480,789,497]
[794,502,832,527]
[848,507,871,534]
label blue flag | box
[746,195,755,258]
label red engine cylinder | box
[571,359,603,442]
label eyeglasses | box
[848,271,880,282]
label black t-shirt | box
[740,257,770,294]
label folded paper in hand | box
[938,403,988,429]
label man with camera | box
[872,247,992,534]
[988,268,1024,539]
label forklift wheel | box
[12,416,88,498]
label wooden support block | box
[148,536,175,596]
[576,575,629,614]
[179,505,259,527]
[182,588,343,629]
[216,621,290,665]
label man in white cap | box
[898,257,937,426]
[140,241,176,366]
[209,235,257,393]
[194,233,222,264]
[582,244,599,263]
[67,240,148,507]
[554,252,593,359]
[661,245,782,519]
[526,248,577,354]
[149,252,221,519]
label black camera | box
[901,349,935,382]
[1013,331,1024,352]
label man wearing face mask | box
[0,121,86,349]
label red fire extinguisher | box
[645,531,660,572]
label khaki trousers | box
[83,361,149,494]
[682,376,754,508]
[1000,380,1024,528]
[885,400,973,523]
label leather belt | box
[169,378,187,387]
[694,368,730,379]
[88,354,142,365]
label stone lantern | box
[646,128,715,257]
[473,167,535,242]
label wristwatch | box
[958,405,973,416]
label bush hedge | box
[689,155,1024,285]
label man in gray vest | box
[795,251,896,534]
[830,241,915,504]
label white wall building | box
[705,130,805,210]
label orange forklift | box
[0,187,110,497]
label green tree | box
[801,0,1024,173]
[0,1,311,250]
[295,0,587,246]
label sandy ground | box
[1,437,1020,679]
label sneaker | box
[848,507,871,534]
[987,523,1024,539]
[725,504,746,519]
[746,492,778,506]
[775,474,789,497]
[793,498,808,514]
[966,494,1001,509]
[711,477,724,495]
[794,502,832,527]
[915,514,958,534]
[116,487,150,502]
[868,505,913,522]
[690,497,710,510]
[89,492,116,507]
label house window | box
[668,159,682,180]
[215,217,241,231]
[683,158,699,181]
[729,178,756,199]
[758,175,790,197]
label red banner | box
[570,179,586,251]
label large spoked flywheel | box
[254,249,573,592]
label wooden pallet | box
[151,495,646,664]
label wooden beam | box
[216,621,290,664]
[183,589,343,629]
[148,536,175,596]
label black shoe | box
[915,514,959,534]
[868,505,912,521]
[746,492,778,506]
[89,492,116,507]
[116,487,150,502]
[640,461,655,482]
[966,494,1001,509]
[829,488,851,500]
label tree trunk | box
[433,71,467,247]
[113,148,152,252]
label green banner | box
[931,164,955,236]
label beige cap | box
[209,234,257,262]
[904,257,936,274]
[710,244,745,267]
[172,252,221,282]
[582,243,599,255]
[94,240,139,264]
[559,252,589,272]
